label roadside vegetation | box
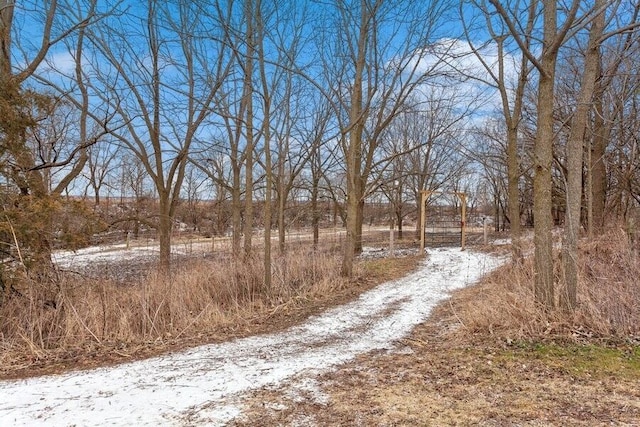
[0,236,422,380]
[454,228,640,342]
[234,228,640,426]
[1,223,639,424]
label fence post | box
[389,219,395,255]
[483,217,488,245]
[419,191,428,253]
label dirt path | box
[0,248,503,426]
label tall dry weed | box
[450,229,640,342]
[0,249,344,366]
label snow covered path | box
[0,248,503,426]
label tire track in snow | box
[0,248,504,426]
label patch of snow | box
[262,401,289,411]
[0,248,505,426]
[492,238,512,246]
[53,244,161,269]
[358,246,419,259]
[52,240,217,270]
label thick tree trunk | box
[341,1,367,278]
[561,0,604,310]
[341,188,358,277]
[342,125,365,277]
[158,194,172,276]
[533,61,557,309]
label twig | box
[400,337,429,347]
[68,301,102,344]
[449,299,467,329]
[5,215,27,272]
[174,303,212,340]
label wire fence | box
[79,222,488,264]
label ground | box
[1,244,639,426]
[235,298,640,426]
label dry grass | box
[0,247,421,379]
[233,229,640,426]
[234,338,640,426]
[447,228,640,344]
[0,249,340,375]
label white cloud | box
[42,49,77,75]
[408,38,524,119]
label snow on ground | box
[0,248,505,426]
[492,238,512,246]
[52,240,215,269]
[53,243,160,268]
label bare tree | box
[117,154,154,239]
[378,89,472,240]
[560,0,607,309]
[313,0,453,276]
[488,0,584,308]
[84,139,120,206]
[588,2,640,234]
[601,37,640,222]
[203,0,260,257]
[461,0,537,261]
[191,150,233,237]
[302,97,337,249]
[87,0,230,273]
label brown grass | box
[233,229,640,426]
[447,228,640,344]
[0,250,341,373]
[0,247,421,379]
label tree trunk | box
[311,176,320,249]
[355,186,365,254]
[533,22,558,309]
[561,0,604,310]
[341,1,367,278]
[342,125,365,276]
[231,171,242,254]
[341,190,359,277]
[534,70,555,309]
[242,0,255,258]
[243,109,254,259]
[278,184,286,253]
[256,0,272,290]
[158,193,172,275]
[507,126,522,260]
[590,88,607,234]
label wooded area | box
[1,0,639,315]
